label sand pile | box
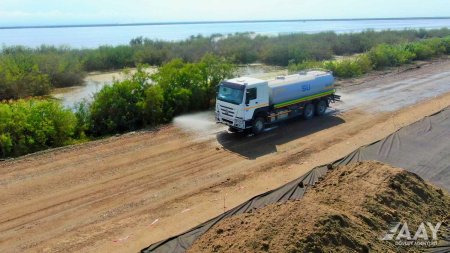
[188,161,450,253]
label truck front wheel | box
[303,103,315,120]
[252,117,265,134]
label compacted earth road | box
[1,59,450,253]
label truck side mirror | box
[245,91,250,105]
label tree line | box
[2,28,450,99]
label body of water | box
[1,18,450,48]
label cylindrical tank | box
[268,71,335,106]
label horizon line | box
[1,16,450,30]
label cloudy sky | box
[0,0,449,26]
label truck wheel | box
[315,100,327,116]
[252,117,265,134]
[303,103,315,120]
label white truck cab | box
[216,77,269,131]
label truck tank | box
[268,70,335,106]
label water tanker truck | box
[215,70,340,134]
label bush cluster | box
[0,53,52,99]
[0,99,77,157]
[88,67,158,135]
[324,55,373,78]
[86,54,235,135]
[368,44,415,69]
[0,46,86,99]
[34,46,85,88]
[83,45,135,71]
[289,36,450,78]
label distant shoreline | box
[2,17,450,30]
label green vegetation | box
[33,46,85,88]
[0,53,52,99]
[2,29,450,158]
[0,55,234,158]
[127,28,450,66]
[289,36,450,78]
[0,46,85,99]
[83,45,135,71]
[87,66,157,135]
[2,28,450,100]
[88,54,235,136]
[0,99,77,157]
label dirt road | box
[1,59,450,253]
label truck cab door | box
[244,84,269,121]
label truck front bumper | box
[216,115,247,130]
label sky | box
[0,0,449,26]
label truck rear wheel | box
[315,100,327,116]
[303,103,315,120]
[252,117,265,134]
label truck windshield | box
[217,83,244,105]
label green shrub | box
[0,54,52,99]
[216,34,258,63]
[292,37,450,78]
[35,51,85,87]
[406,42,435,60]
[73,100,91,138]
[0,99,77,157]
[0,46,85,98]
[83,45,135,71]
[151,54,235,118]
[133,46,168,66]
[140,85,164,126]
[87,55,235,135]
[89,76,148,135]
[324,60,356,78]
[289,55,372,78]
[442,36,450,54]
[288,60,323,72]
[368,44,415,69]
[332,55,373,78]
[406,38,446,60]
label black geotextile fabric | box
[141,107,450,253]
[333,107,450,192]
